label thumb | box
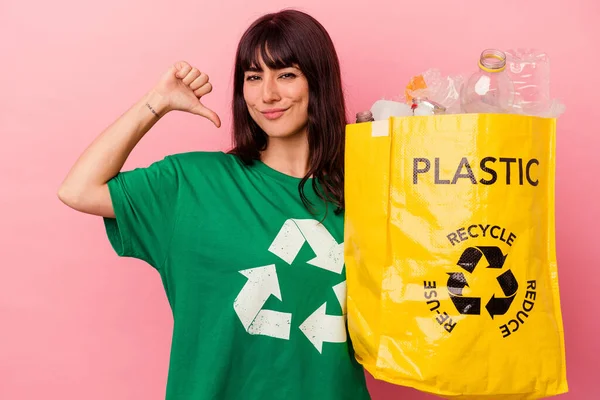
[173,61,191,78]
[190,102,222,128]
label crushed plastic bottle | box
[406,69,465,114]
[505,48,565,117]
[412,98,446,116]
[505,49,550,116]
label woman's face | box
[243,57,309,140]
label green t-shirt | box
[103,151,370,400]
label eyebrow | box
[244,64,300,73]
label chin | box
[259,122,307,140]
[264,131,301,139]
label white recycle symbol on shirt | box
[233,218,347,353]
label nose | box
[262,76,281,103]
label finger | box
[182,67,201,85]
[191,103,221,128]
[193,82,213,97]
[174,61,192,79]
[189,73,209,91]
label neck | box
[260,133,310,178]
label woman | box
[58,9,371,400]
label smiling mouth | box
[261,108,288,120]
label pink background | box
[2,0,598,399]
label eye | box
[245,75,261,82]
[280,73,296,79]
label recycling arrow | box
[268,219,344,274]
[486,294,516,318]
[449,295,481,315]
[233,264,292,340]
[485,269,519,318]
[332,281,347,314]
[447,272,469,295]
[496,269,518,296]
[447,272,480,314]
[300,283,347,353]
[457,246,507,273]
[480,246,508,269]
[248,309,293,338]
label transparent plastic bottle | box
[505,48,551,116]
[460,49,515,114]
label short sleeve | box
[103,156,179,269]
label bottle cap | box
[356,110,374,122]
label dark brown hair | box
[228,9,346,214]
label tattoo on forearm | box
[146,102,160,118]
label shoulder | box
[118,151,243,181]
[110,152,247,199]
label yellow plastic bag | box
[344,114,568,399]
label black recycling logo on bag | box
[423,224,539,339]
[448,246,518,318]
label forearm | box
[58,89,169,211]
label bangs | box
[239,24,299,71]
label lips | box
[261,108,288,120]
